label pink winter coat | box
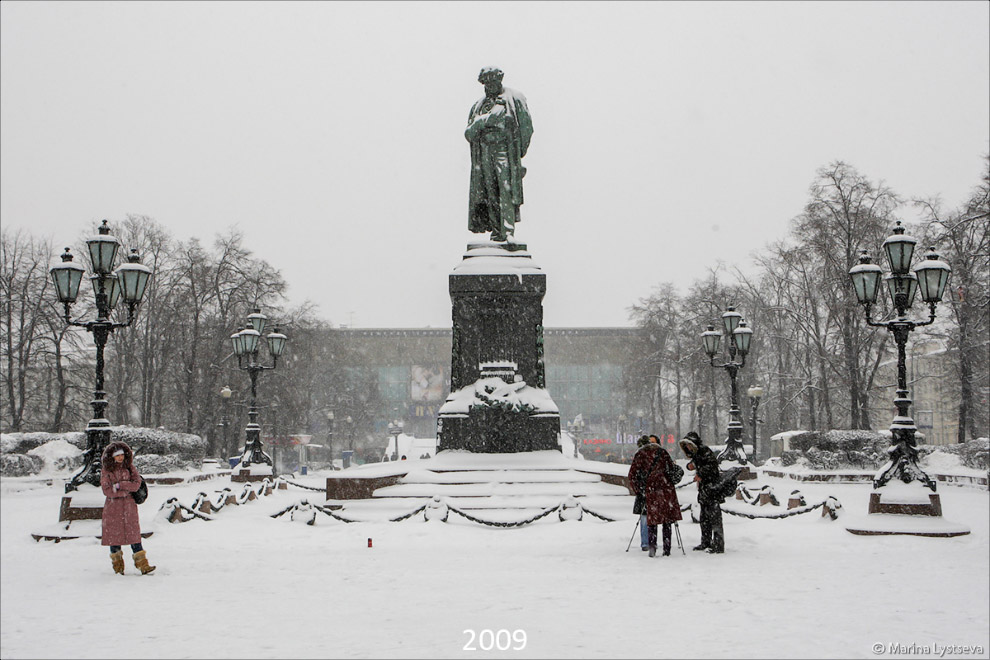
[101,464,143,546]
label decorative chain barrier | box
[734,484,781,507]
[270,496,619,527]
[721,496,842,520]
[446,502,561,527]
[279,477,327,492]
[157,497,214,523]
[158,477,285,524]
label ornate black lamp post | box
[229,308,287,472]
[848,221,951,492]
[49,220,153,493]
[702,306,755,473]
[387,419,404,460]
[747,384,763,462]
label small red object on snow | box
[367,538,373,548]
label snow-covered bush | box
[805,447,841,471]
[780,450,803,467]
[1,431,86,455]
[1,453,43,476]
[133,453,195,474]
[787,432,822,452]
[1,426,205,476]
[917,438,989,471]
[107,426,206,461]
[27,439,84,472]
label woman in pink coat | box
[627,440,682,557]
[100,441,155,575]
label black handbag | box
[666,460,685,485]
[131,477,148,504]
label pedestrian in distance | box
[679,431,725,554]
[628,434,682,557]
[100,441,155,575]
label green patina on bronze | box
[465,67,533,242]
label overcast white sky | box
[2,2,988,328]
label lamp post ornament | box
[848,221,951,491]
[49,220,153,492]
[702,306,754,467]
[229,308,287,470]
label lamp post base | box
[845,488,970,537]
[231,466,275,483]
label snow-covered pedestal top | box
[64,484,104,507]
[451,240,543,275]
[873,481,935,505]
[438,377,558,415]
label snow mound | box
[27,439,84,473]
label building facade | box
[336,327,644,458]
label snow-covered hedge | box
[0,454,44,477]
[781,430,888,469]
[918,437,989,470]
[0,426,206,477]
[776,431,988,472]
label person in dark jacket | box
[680,431,724,554]
[100,441,155,574]
[628,436,682,557]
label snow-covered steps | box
[325,450,636,519]
[397,468,603,484]
[372,479,628,499]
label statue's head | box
[478,66,504,96]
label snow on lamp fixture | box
[49,248,85,304]
[721,306,742,335]
[701,324,722,357]
[230,327,246,356]
[849,251,883,305]
[913,247,951,304]
[267,327,287,358]
[115,249,153,305]
[85,219,121,275]
[239,327,261,355]
[247,308,268,335]
[882,220,917,275]
[732,320,753,355]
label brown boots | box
[110,550,125,575]
[133,550,156,575]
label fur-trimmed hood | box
[101,441,134,471]
[679,432,703,457]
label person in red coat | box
[100,441,155,575]
[627,439,682,557]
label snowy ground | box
[2,470,988,659]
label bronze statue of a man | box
[465,67,533,242]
